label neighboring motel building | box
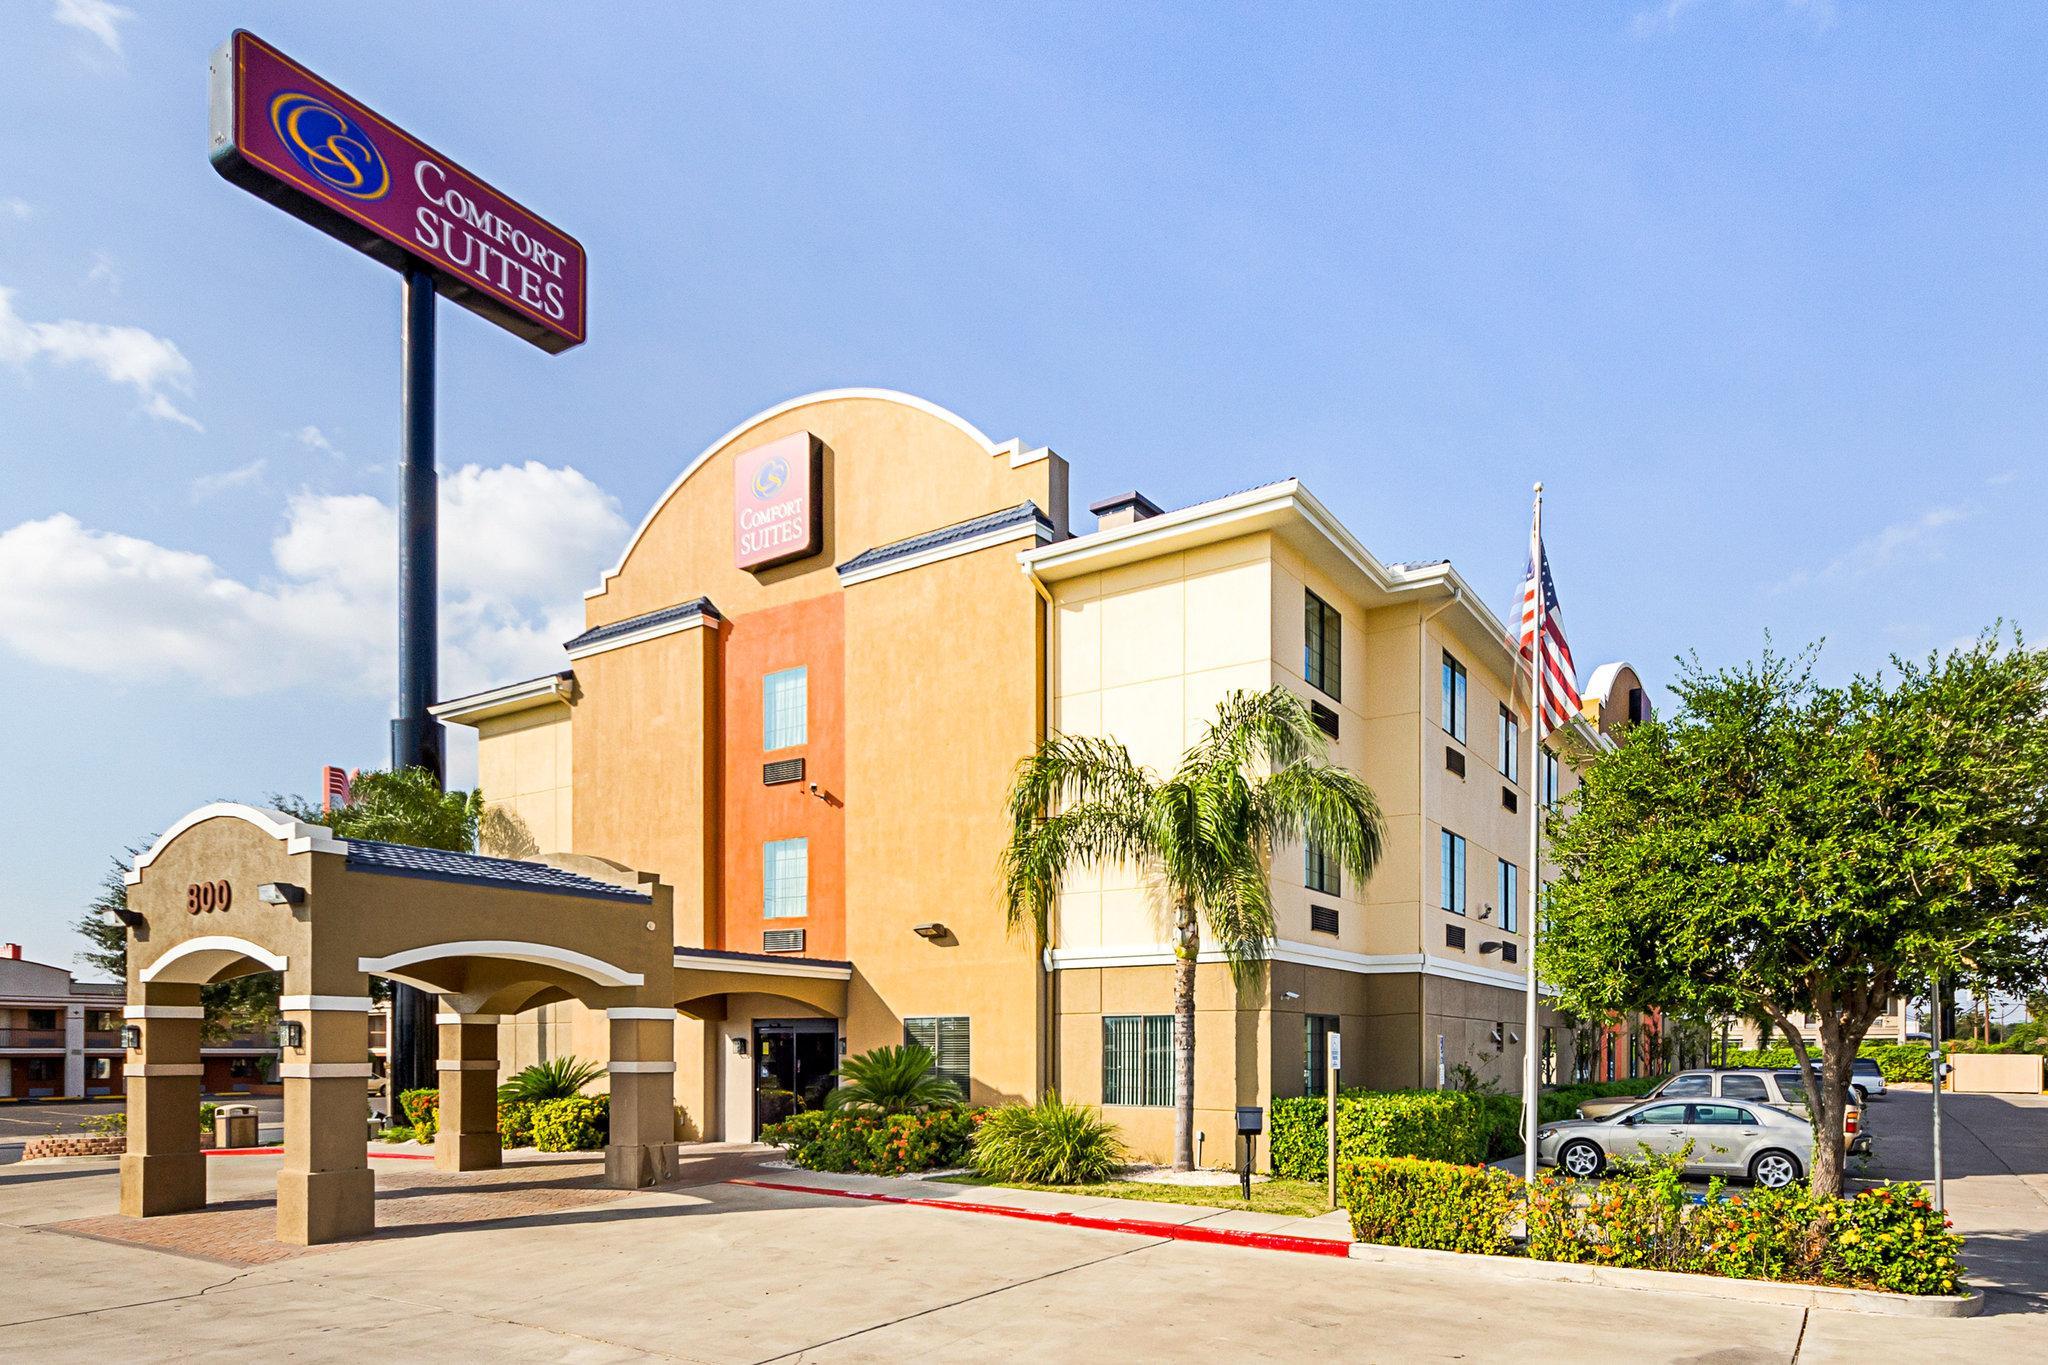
[433,389,1639,1163]
[0,944,276,1098]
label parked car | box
[1849,1056,1888,1102]
[1577,1069,1869,1156]
[1537,1098,1813,1189]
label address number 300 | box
[186,880,232,914]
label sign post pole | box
[386,264,442,1105]
[1326,1030,1341,1211]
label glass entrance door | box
[753,1019,840,1137]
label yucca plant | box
[973,1094,1126,1185]
[824,1044,963,1115]
[497,1056,606,1104]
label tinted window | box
[1636,1104,1689,1124]
[1694,1104,1753,1125]
[1853,1059,1882,1074]
[1663,1074,1712,1097]
[1773,1072,1809,1104]
[1720,1075,1769,1101]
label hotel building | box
[434,389,1637,1162]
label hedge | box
[532,1094,609,1151]
[1270,1091,1492,1180]
[1720,1043,1931,1083]
[1346,1158,1965,1296]
[762,1107,982,1175]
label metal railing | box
[0,1029,64,1048]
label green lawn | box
[933,1173,1335,1219]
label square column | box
[63,1004,86,1099]
[605,1007,679,1188]
[277,993,375,1246]
[434,1011,502,1171]
[119,985,206,1217]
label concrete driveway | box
[2,1141,2043,1363]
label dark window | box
[1627,687,1648,724]
[1103,1015,1175,1107]
[1664,1073,1713,1098]
[1501,786,1518,814]
[1304,591,1342,699]
[1636,1104,1689,1125]
[1441,652,1467,741]
[1720,1075,1769,1102]
[1305,841,1340,896]
[1540,749,1561,808]
[1439,831,1466,914]
[1498,705,1520,782]
[1497,858,1519,934]
[1693,1103,1752,1125]
[904,1016,971,1098]
[25,1010,57,1031]
[1309,904,1340,935]
[1303,1014,1339,1096]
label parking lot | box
[0,1096,283,1165]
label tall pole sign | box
[208,30,586,1103]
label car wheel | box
[1559,1139,1605,1179]
[1750,1149,1802,1190]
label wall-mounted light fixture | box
[278,1019,305,1050]
[1479,940,1505,955]
[105,904,145,929]
[731,1035,748,1056]
[838,1036,848,1056]
[120,1024,142,1050]
[258,882,305,905]
[912,923,948,940]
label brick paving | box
[41,1155,638,1267]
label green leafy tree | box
[825,1044,964,1115]
[1001,687,1386,1170]
[1543,633,2048,1196]
[498,1056,606,1103]
[274,767,483,851]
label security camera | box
[807,782,821,797]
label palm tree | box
[825,1044,964,1115]
[1001,687,1385,1170]
[498,1056,607,1104]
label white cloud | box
[188,458,267,502]
[1769,505,1970,594]
[86,251,119,293]
[0,461,628,698]
[1633,0,1834,36]
[52,0,134,54]
[1,198,31,222]
[1986,469,2020,487]
[294,425,345,460]
[0,287,199,428]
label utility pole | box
[1929,973,1945,1214]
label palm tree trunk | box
[1172,897,1198,1171]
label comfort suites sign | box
[208,30,586,352]
[734,432,823,570]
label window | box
[25,1010,57,1031]
[1603,1032,1616,1081]
[1628,1031,1640,1078]
[88,1057,113,1080]
[762,667,807,751]
[1636,1104,1689,1125]
[1720,1074,1769,1102]
[1304,590,1341,699]
[1498,705,1519,782]
[1439,830,1467,914]
[1102,1015,1175,1107]
[762,838,808,918]
[1664,1073,1713,1098]
[1539,749,1560,808]
[1303,1014,1339,1096]
[1694,1103,1753,1126]
[905,1016,971,1098]
[1497,859,1518,934]
[1304,840,1340,897]
[87,1010,120,1031]
[1440,652,1467,742]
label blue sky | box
[2,3,2043,973]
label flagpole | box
[1522,483,1545,1193]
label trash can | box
[213,1103,259,1149]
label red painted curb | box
[204,1147,435,1160]
[728,1177,1353,1258]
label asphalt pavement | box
[0,1095,284,1164]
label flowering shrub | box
[400,1088,439,1142]
[1340,1157,1519,1255]
[1271,1091,1494,1180]
[532,1094,610,1152]
[497,1100,538,1148]
[762,1106,983,1175]
[1526,1150,1704,1268]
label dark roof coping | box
[344,841,653,903]
[563,597,723,653]
[836,501,1052,578]
[675,945,854,971]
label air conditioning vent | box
[1310,904,1340,936]
[1445,924,1466,950]
[1445,746,1466,778]
[1501,786,1518,813]
[1310,701,1340,739]
[764,757,806,786]
[763,929,806,954]
[1502,941,1518,964]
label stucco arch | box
[358,940,646,994]
[139,935,288,984]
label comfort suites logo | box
[269,91,391,201]
[734,433,820,571]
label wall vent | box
[1310,904,1340,936]
[764,757,806,786]
[1501,786,1518,813]
[1502,941,1519,964]
[763,929,806,954]
[1445,746,1466,778]
[1309,701,1340,739]
[1445,924,1466,951]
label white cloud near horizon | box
[1,198,31,221]
[86,251,119,293]
[52,0,133,54]
[188,458,267,502]
[0,287,200,429]
[295,425,345,459]
[0,462,628,698]
[1768,505,1971,594]
[1633,0,1835,36]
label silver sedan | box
[1536,1098,1813,1190]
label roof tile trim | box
[562,596,724,654]
[836,501,1053,578]
[344,840,652,903]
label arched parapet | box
[124,802,346,887]
[139,935,288,984]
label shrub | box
[497,1100,537,1148]
[824,1044,964,1115]
[498,1057,606,1104]
[532,1094,610,1151]
[81,1112,128,1137]
[1340,1156,1519,1255]
[972,1094,1125,1184]
[1527,1149,1707,1268]
[1720,1045,1933,1084]
[199,1101,219,1139]
[762,1106,983,1175]
[399,1088,439,1127]
[1270,1090,1493,1180]
[381,1124,415,1142]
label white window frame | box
[762,837,808,919]
[763,667,808,751]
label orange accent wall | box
[719,593,846,958]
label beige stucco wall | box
[475,704,573,856]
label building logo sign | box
[734,432,823,570]
[209,30,586,353]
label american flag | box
[1517,509,1581,738]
